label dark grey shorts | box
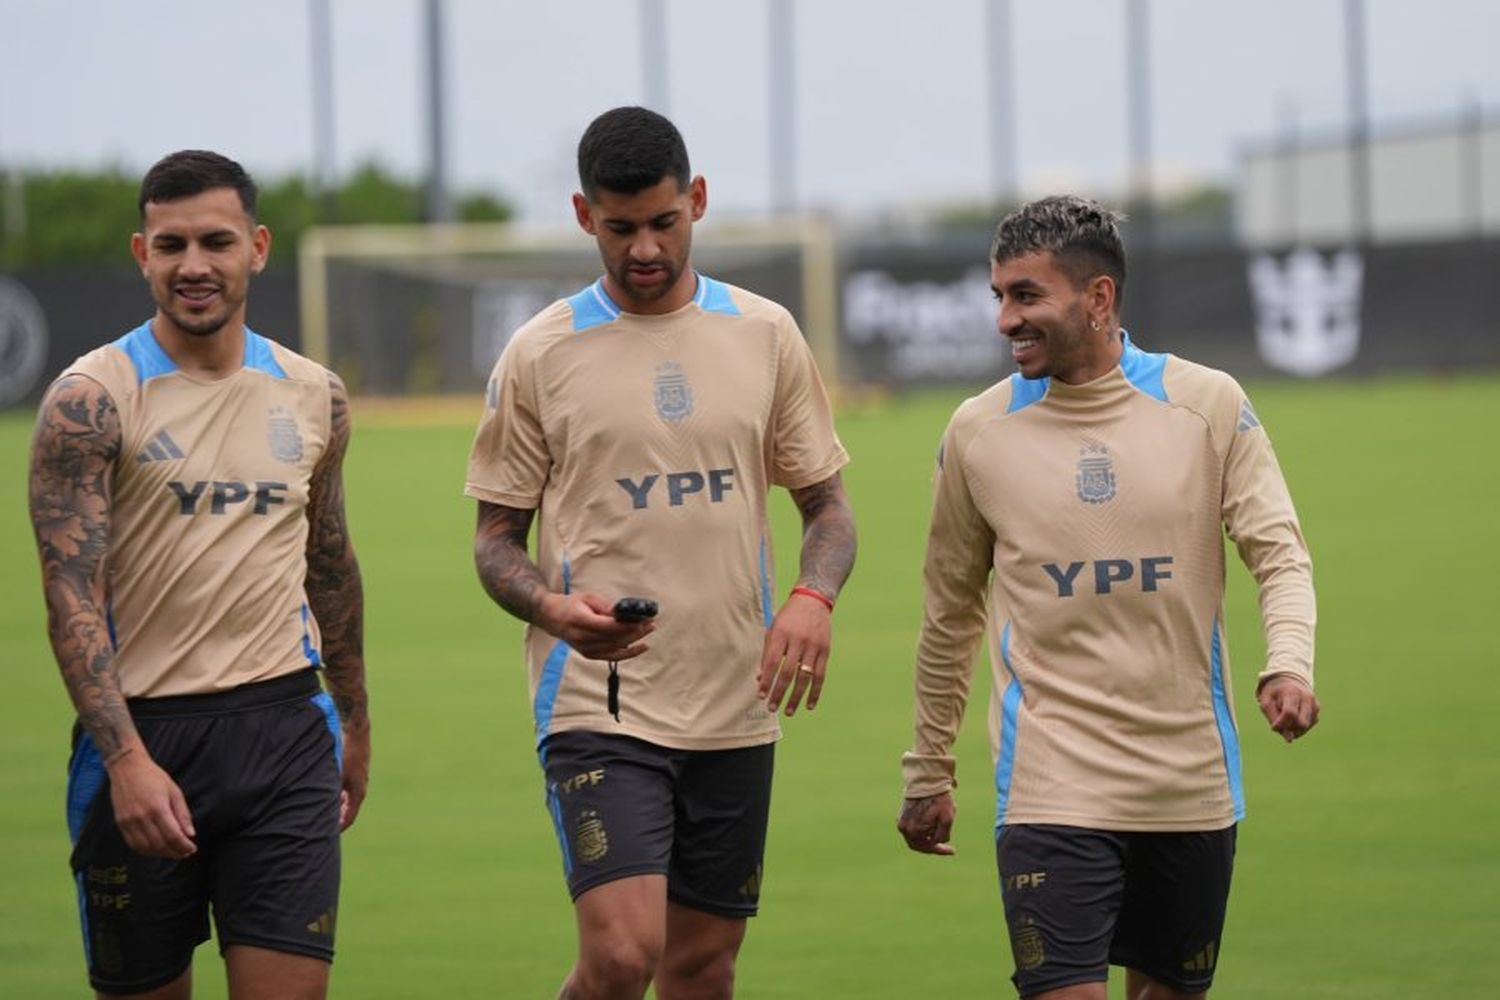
[996,823,1237,996]
[539,730,775,918]
[67,669,342,995]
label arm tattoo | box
[473,501,550,624]
[28,375,137,759]
[788,472,857,601]
[305,373,368,728]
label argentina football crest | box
[268,406,304,463]
[653,362,693,422]
[1076,443,1116,504]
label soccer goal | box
[297,220,839,397]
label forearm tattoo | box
[306,374,368,728]
[789,472,857,601]
[28,376,136,759]
[474,502,550,624]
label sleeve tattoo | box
[473,501,550,624]
[305,372,368,728]
[788,472,857,601]
[28,375,136,760]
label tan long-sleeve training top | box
[902,334,1315,831]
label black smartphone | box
[612,597,659,623]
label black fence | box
[4,237,1498,411]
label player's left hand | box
[1257,675,1320,743]
[339,720,371,831]
[757,589,832,716]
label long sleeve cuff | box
[901,751,957,799]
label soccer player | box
[896,196,1319,1000]
[28,150,369,1000]
[467,106,856,999]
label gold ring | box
[797,663,814,674]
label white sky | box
[1,0,1496,225]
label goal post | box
[297,220,840,397]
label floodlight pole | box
[1124,0,1156,334]
[768,0,797,216]
[423,0,453,223]
[986,0,1018,208]
[1344,0,1371,244]
[309,0,337,221]
[640,0,669,113]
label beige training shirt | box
[903,334,1315,831]
[60,321,332,697]
[466,274,848,751]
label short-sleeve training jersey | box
[903,334,1315,831]
[57,321,332,698]
[466,274,848,751]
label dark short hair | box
[577,106,691,200]
[991,195,1127,307]
[138,150,258,219]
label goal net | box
[297,221,839,397]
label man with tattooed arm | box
[27,150,368,1000]
[466,107,856,1000]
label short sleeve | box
[464,332,551,508]
[768,313,848,489]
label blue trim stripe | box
[533,639,573,745]
[67,730,105,965]
[696,274,742,316]
[568,279,622,332]
[66,732,105,844]
[1005,373,1049,413]
[105,605,118,650]
[759,536,774,628]
[545,783,573,878]
[75,871,91,966]
[1208,617,1246,820]
[243,328,287,378]
[311,691,344,770]
[113,321,177,384]
[300,603,323,667]
[561,553,573,595]
[1119,331,1169,403]
[994,622,1025,828]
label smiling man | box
[467,107,855,999]
[28,150,368,1000]
[897,196,1320,1000]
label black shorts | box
[66,669,343,996]
[996,823,1237,996]
[539,731,775,918]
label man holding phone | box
[465,107,856,999]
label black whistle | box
[612,597,658,623]
[607,663,621,722]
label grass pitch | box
[2,375,1497,998]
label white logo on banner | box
[0,275,49,406]
[843,267,1009,380]
[1247,248,1363,378]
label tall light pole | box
[768,0,797,216]
[640,0,669,113]
[1345,0,1371,244]
[1124,0,1156,334]
[309,0,337,221]
[423,0,452,223]
[986,0,1018,208]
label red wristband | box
[790,586,835,612]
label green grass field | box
[3,376,1498,998]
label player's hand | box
[898,792,956,856]
[1257,675,1321,743]
[537,592,655,662]
[757,589,832,716]
[339,720,371,831]
[106,746,196,859]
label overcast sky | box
[1,0,1497,226]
